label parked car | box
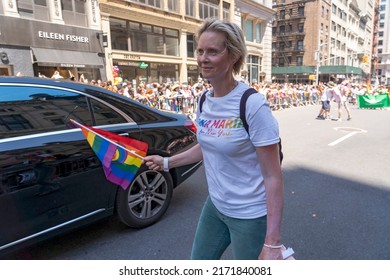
[0,76,202,256]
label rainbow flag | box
[70,119,148,190]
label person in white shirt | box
[143,18,284,260]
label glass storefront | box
[33,66,101,82]
[115,61,179,85]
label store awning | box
[272,66,315,75]
[318,65,363,75]
[31,47,104,68]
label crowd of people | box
[83,77,389,119]
[34,68,390,120]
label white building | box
[376,0,390,85]
[328,0,375,82]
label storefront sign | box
[138,62,148,69]
[60,63,87,68]
[124,54,141,60]
[117,61,139,66]
[38,31,89,43]
[0,16,100,52]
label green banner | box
[358,94,390,108]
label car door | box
[0,83,140,252]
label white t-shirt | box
[196,82,280,219]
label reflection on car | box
[0,77,202,256]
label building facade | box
[100,0,275,86]
[328,0,374,82]
[271,0,375,84]
[0,0,106,81]
[375,0,390,85]
[271,0,331,83]
[0,0,275,85]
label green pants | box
[191,196,267,260]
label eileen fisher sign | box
[38,31,89,43]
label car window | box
[89,98,129,126]
[0,85,94,138]
[85,88,172,124]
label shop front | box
[0,15,105,80]
[116,60,179,87]
[31,47,104,81]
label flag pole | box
[70,119,145,160]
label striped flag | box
[70,119,148,190]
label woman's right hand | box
[143,155,164,171]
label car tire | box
[115,165,173,228]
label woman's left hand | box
[258,246,283,260]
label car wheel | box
[116,165,173,228]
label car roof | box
[0,76,185,120]
[0,76,106,93]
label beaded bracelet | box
[263,244,283,249]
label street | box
[3,103,390,260]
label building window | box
[247,55,261,83]
[298,23,304,33]
[168,0,179,13]
[296,56,303,66]
[185,0,195,17]
[296,40,303,51]
[336,40,340,49]
[110,19,128,51]
[111,19,179,56]
[280,25,285,34]
[332,21,336,31]
[332,4,337,14]
[16,0,49,21]
[222,1,230,20]
[255,23,262,43]
[62,0,87,27]
[131,0,162,8]
[298,6,304,17]
[246,19,254,41]
[280,10,285,19]
[199,0,219,19]
[187,34,196,57]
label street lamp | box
[315,55,320,85]
[315,36,329,85]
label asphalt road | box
[3,102,390,260]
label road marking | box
[328,127,367,146]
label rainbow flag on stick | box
[70,119,148,190]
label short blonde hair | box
[196,18,247,75]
